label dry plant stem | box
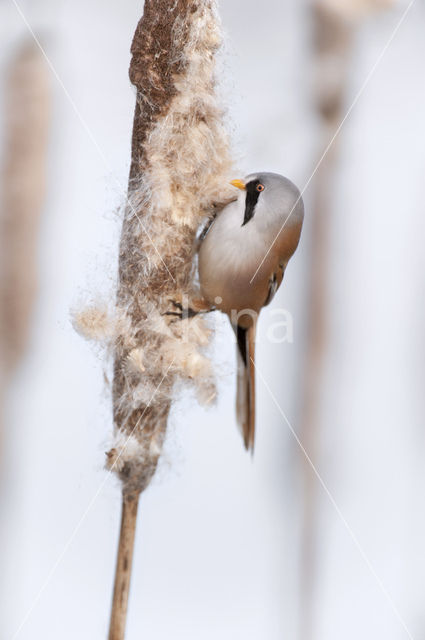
[300,2,394,637]
[101,1,232,637]
[108,492,140,640]
[0,39,49,444]
[0,40,49,374]
[299,6,353,640]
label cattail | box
[0,40,49,377]
[0,40,49,415]
[299,2,396,638]
[75,1,232,637]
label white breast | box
[200,199,265,272]
[198,197,275,313]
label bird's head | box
[230,172,304,229]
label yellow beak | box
[230,179,246,190]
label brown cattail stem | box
[73,1,232,636]
[108,491,141,640]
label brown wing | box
[263,262,285,307]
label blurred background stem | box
[299,5,353,639]
[0,39,49,449]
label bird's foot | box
[164,300,199,320]
[163,298,214,321]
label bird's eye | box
[256,184,265,192]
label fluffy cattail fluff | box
[76,0,233,496]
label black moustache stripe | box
[242,180,261,226]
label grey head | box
[233,172,304,229]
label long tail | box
[235,322,256,452]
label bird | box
[198,172,304,452]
